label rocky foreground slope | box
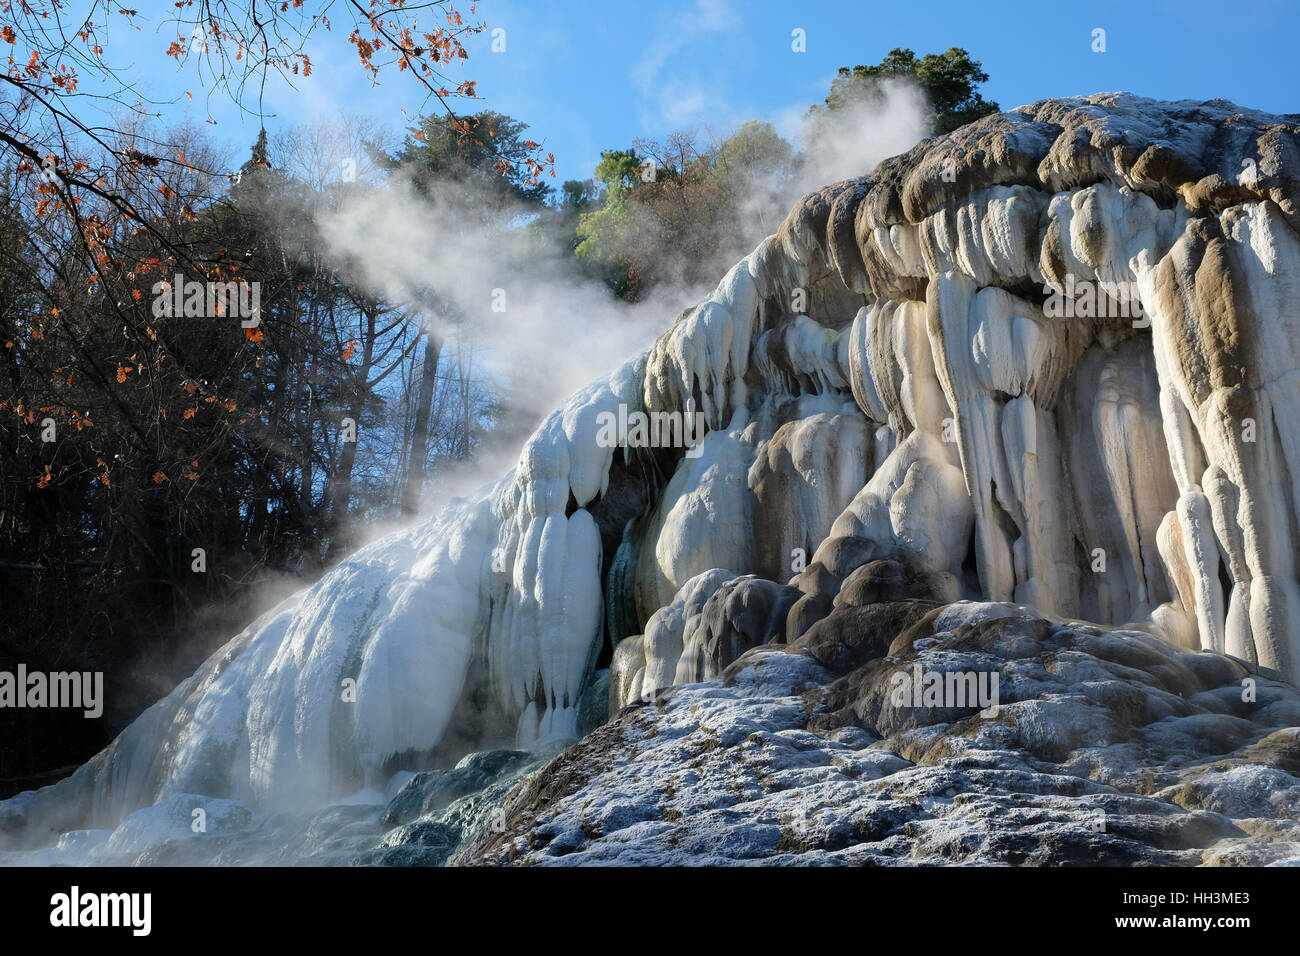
[460,601,1300,865]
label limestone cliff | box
[4,94,1300,863]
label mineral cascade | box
[3,94,1299,864]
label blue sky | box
[105,0,1299,187]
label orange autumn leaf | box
[152,472,167,484]
[183,407,196,419]
[244,326,264,343]
[115,366,130,383]
[37,465,52,489]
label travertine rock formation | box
[457,602,1300,866]
[4,94,1299,859]
[612,91,1300,706]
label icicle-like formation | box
[6,94,1300,852]
[611,92,1300,706]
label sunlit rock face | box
[615,91,1300,702]
[4,93,1300,854]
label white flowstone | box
[5,94,1300,858]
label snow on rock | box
[5,93,1300,863]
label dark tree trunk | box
[324,310,377,561]
[401,330,441,517]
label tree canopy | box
[380,111,554,210]
[0,0,551,794]
[574,123,795,300]
[820,46,1000,134]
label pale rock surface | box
[455,603,1300,866]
